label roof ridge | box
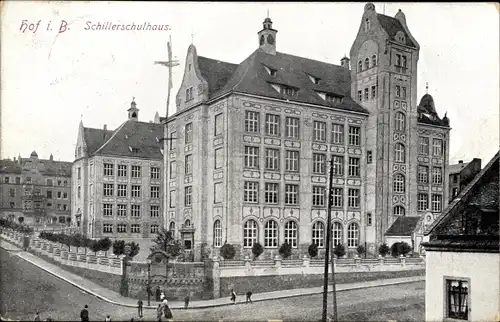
[198,55,238,66]
[277,51,344,69]
[229,50,259,92]
[93,120,129,155]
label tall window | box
[364,58,370,70]
[185,123,193,144]
[418,165,429,183]
[131,205,141,217]
[169,222,176,233]
[364,18,371,31]
[185,87,193,101]
[264,182,279,204]
[184,186,192,206]
[214,113,223,136]
[363,88,368,100]
[131,185,141,198]
[244,181,259,203]
[332,188,343,207]
[432,167,443,184]
[130,224,141,233]
[332,222,343,246]
[284,221,298,248]
[358,60,362,72]
[104,163,114,176]
[332,155,344,175]
[358,90,362,101]
[245,111,260,133]
[393,174,405,193]
[150,167,160,179]
[265,148,280,170]
[371,85,376,99]
[243,220,258,248]
[103,204,113,216]
[348,126,360,146]
[432,194,442,212]
[150,224,159,234]
[169,161,176,179]
[244,146,259,169]
[215,148,223,169]
[419,137,429,155]
[312,186,325,207]
[169,132,176,151]
[312,221,325,248]
[185,155,193,174]
[214,182,223,204]
[446,280,469,320]
[417,193,428,211]
[103,184,113,197]
[213,220,222,247]
[117,223,127,233]
[402,56,407,69]
[169,190,176,208]
[117,184,127,197]
[285,117,299,139]
[348,189,360,208]
[103,224,113,233]
[331,124,344,145]
[313,121,326,142]
[402,87,407,99]
[285,150,299,172]
[117,165,127,177]
[264,220,278,248]
[265,114,280,136]
[393,205,405,216]
[131,165,141,178]
[312,153,326,174]
[395,143,406,163]
[347,222,359,247]
[433,139,443,157]
[396,85,401,97]
[150,186,160,199]
[150,205,159,217]
[395,112,406,131]
[285,184,299,205]
[371,54,377,67]
[348,157,360,177]
[396,54,401,67]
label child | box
[230,289,236,304]
[246,291,253,303]
[184,293,190,309]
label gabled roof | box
[197,49,368,115]
[385,216,422,236]
[376,14,416,48]
[84,127,114,155]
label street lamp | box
[147,258,152,306]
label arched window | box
[394,205,406,216]
[347,222,359,247]
[213,220,222,247]
[264,220,279,248]
[184,219,191,227]
[260,35,265,46]
[393,174,405,193]
[364,58,370,70]
[358,60,363,72]
[332,222,343,246]
[312,221,325,248]
[395,112,406,131]
[169,221,176,233]
[243,220,258,248]
[372,54,377,67]
[284,221,298,248]
[395,143,406,163]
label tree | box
[99,237,112,256]
[113,240,125,256]
[125,242,140,259]
[308,243,318,258]
[18,217,24,224]
[72,233,86,252]
[149,228,183,279]
[220,243,236,260]
[356,245,366,257]
[333,243,346,258]
[378,243,390,257]
[400,242,412,256]
[251,243,264,260]
[278,242,292,259]
[89,240,102,255]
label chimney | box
[104,124,107,131]
[50,154,53,161]
[340,56,350,69]
[458,160,463,164]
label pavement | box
[0,237,425,311]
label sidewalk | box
[1,238,424,310]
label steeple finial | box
[267,9,269,18]
[191,32,194,44]
[426,82,429,94]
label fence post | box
[244,256,251,270]
[379,254,384,266]
[400,254,406,267]
[303,255,310,267]
[274,255,282,268]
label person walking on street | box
[184,293,190,309]
[34,312,41,321]
[156,303,163,322]
[137,299,143,317]
[80,304,89,322]
[160,290,165,301]
[230,289,236,304]
[246,291,253,303]
[155,286,161,302]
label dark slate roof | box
[0,159,22,174]
[198,56,238,97]
[84,127,114,155]
[0,157,72,177]
[198,49,368,114]
[385,216,422,236]
[417,94,449,127]
[92,120,163,159]
[376,14,416,48]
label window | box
[396,54,401,67]
[185,123,193,144]
[103,184,113,197]
[332,222,343,246]
[185,155,193,174]
[347,222,359,247]
[103,204,113,216]
[131,204,141,217]
[371,54,377,67]
[402,87,407,99]
[78,186,81,199]
[150,224,159,234]
[264,182,279,204]
[281,85,297,96]
[395,112,406,131]
[396,85,401,98]
[446,279,469,320]
[402,56,407,70]
[104,163,113,176]
[185,186,192,206]
[214,182,223,204]
[131,165,141,178]
[57,191,62,199]
[244,146,259,169]
[285,184,299,205]
[432,194,442,212]
[393,174,405,193]
[284,221,298,248]
[418,165,429,183]
[131,224,141,233]
[348,157,360,177]
[358,60,362,72]
[215,148,223,169]
[371,85,376,99]
[348,126,360,146]
[169,190,176,208]
[312,186,325,207]
[117,204,127,216]
[214,113,223,136]
[265,114,280,136]
[348,189,360,208]
[131,185,141,198]
[364,88,369,100]
[331,124,344,145]
[117,224,127,233]
[313,153,326,174]
[214,220,222,247]
[364,58,370,70]
[357,90,362,101]
[367,213,372,226]
[185,87,193,101]
[46,178,52,186]
[169,221,176,233]
[63,192,68,199]
[169,161,176,179]
[432,167,443,184]
[453,174,458,184]
[245,111,260,133]
[332,155,344,175]
[118,165,127,177]
[264,220,279,248]
[46,190,52,199]
[419,137,429,155]
[150,186,160,199]
[313,121,326,142]
[103,224,113,234]
[285,117,300,139]
[417,193,428,211]
[367,150,373,164]
[150,205,159,217]
[312,221,325,248]
[265,148,280,171]
[151,167,160,179]
[3,177,9,184]
[393,205,405,216]
[285,150,299,172]
[77,168,80,180]
[332,188,343,207]
[452,188,458,198]
[117,184,127,197]
[169,132,177,151]
[364,18,371,31]
[433,139,443,157]
[15,177,20,184]
[243,220,258,248]
[395,143,406,163]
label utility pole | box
[322,158,336,322]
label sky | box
[1,2,498,165]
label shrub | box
[99,237,112,255]
[333,244,346,258]
[18,217,24,224]
[89,240,102,254]
[356,245,366,256]
[125,242,140,259]
[252,243,264,259]
[378,243,390,257]
[113,240,125,256]
[391,242,412,257]
[278,242,292,259]
[308,243,318,258]
[220,243,236,260]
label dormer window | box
[358,60,363,72]
[185,87,193,101]
[264,65,277,76]
[364,58,370,70]
[281,85,297,96]
[307,74,320,85]
[129,147,140,153]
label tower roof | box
[30,150,38,158]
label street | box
[0,247,424,321]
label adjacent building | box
[422,151,499,322]
[448,158,481,202]
[72,100,164,248]
[164,3,450,262]
[0,152,72,226]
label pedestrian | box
[164,302,173,320]
[184,293,190,309]
[105,315,111,321]
[160,290,165,301]
[156,303,163,322]
[230,289,236,304]
[246,291,253,303]
[155,286,161,302]
[80,304,89,322]
[137,299,143,317]
[34,312,41,321]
